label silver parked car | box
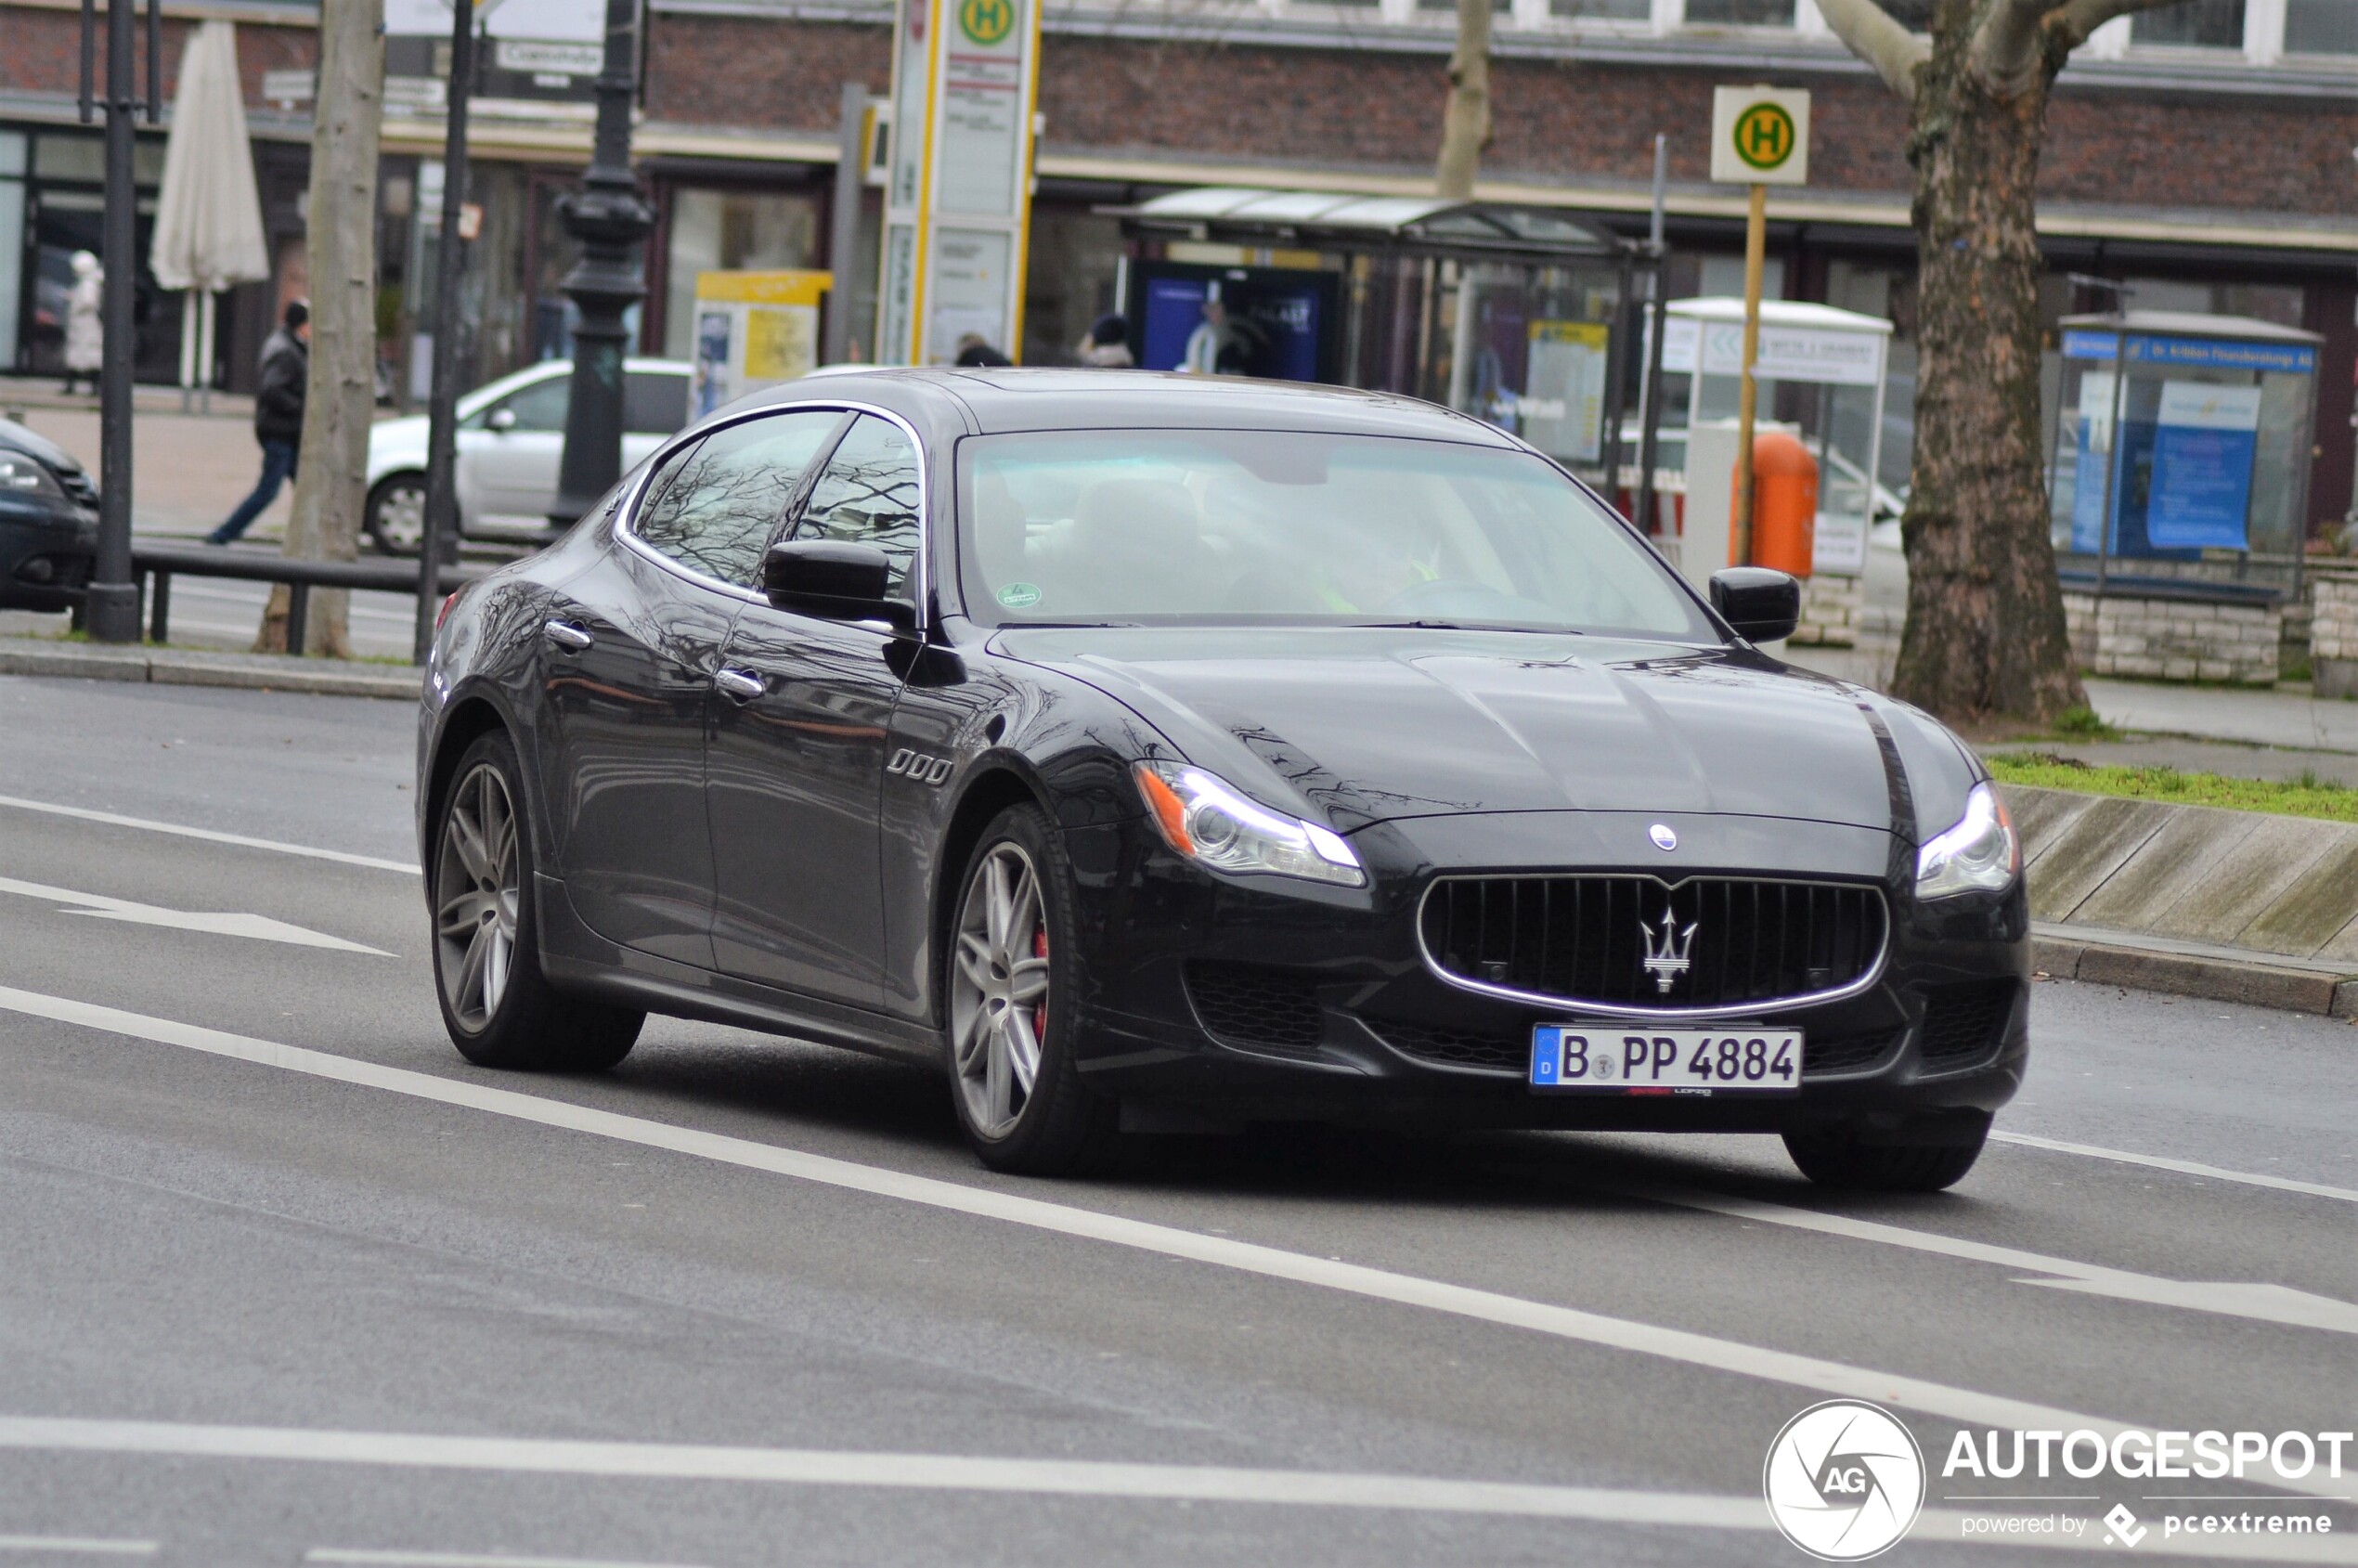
[362,358,693,555]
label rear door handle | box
[542,618,594,653]
[713,667,766,703]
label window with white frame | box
[2285,0,2358,52]
[1683,0,1795,22]
[2132,0,2245,46]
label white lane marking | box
[0,1540,156,1558]
[0,989,2200,1458]
[1632,1186,2358,1336]
[0,877,391,957]
[309,1551,708,1568]
[5,1419,2352,1561]
[1993,1132,2358,1206]
[0,794,418,875]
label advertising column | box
[876,0,1041,365]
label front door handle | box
[713,667,766,703]
[542,618,594,653]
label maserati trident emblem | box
[1641,906,1698,994]
[1649,823,1678,851]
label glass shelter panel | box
[2048,325,2316,601]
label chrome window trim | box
[1413,872,1892,1020]
[611,397,932,628]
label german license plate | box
[1529,1026,1801,1095]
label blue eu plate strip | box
[1530,1026,1560,1085]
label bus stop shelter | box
[1107,188,1643,489]
[2048,310,2321,682]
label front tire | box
[1782,1115,1989,1192]
[943,804,1119,1175]
[432,732,642,1072]
[365,473,429,556]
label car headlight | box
[1915,782,2018,901]
[1133,759,1365,888]
[0,453,64,500]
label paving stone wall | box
[1788,575,1861,648]
[2313,577,2358,698]
[2061,591,2280,685]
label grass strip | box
[1988,753,2358,823]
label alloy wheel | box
[435,762,521,1032]
[375,481,428,552]
[949,842,1051,1139]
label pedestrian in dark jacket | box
[208,299,309,545]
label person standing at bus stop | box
[207,299,309,546]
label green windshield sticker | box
[996,581,1043,609]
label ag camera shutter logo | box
[1764,1400,1925,1561]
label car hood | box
[0,418,84,476]
[996,626,1969,839]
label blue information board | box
[2145,383,2261,551]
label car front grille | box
[1184,962,1327,1057]
[1420,875,1887,1011]
[1917,979,2018,1067]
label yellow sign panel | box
[693,269,832,307]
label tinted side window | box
[494,375,570,432]
[795,415,922,597]
[624,371,690,436]
[631,411,844,587]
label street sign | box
[876,0,1042,364]
[1709,85,1811,187]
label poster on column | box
[2146,382,2261,551]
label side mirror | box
[486,406,518,434]
[1709,566,1801,644]
[762,538,913,629]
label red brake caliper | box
[1032,926,1049,1039]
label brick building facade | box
[4,0,2352,531]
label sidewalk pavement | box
[0,639,421,700]
[0,379,286,541]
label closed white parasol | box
[149,19,270,409]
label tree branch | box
[1967,0,2053,97]
[1815,0,1928,103]
[2046,0,2184,49]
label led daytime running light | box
[1134,761,1365,888]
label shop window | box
[2286,0,2358,53]
[2132,0,2243,46]
[1685,0,1796,24]
[33,134,166,185]
[1548,0,1649,19]
[661,188,820,361]
[0,131,23,368]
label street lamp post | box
[549,0,654,528]
[80,0,162,644]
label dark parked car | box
[418,369,2028,1189]
[0,418,100,612]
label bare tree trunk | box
[1889,6,2086,725]
[260,0,382,657]
[1435,0,1492,200]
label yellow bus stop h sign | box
[1709,85,1810,573]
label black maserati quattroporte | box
[418,369,2027,1189]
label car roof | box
[733,367,1517,445]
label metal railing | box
[131,544,486,654]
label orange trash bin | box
[1734,430,1818,577]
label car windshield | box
[957,429,1712,639]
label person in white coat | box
[60,252,104,395]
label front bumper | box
[1059,810,2028,1133]
[0,503,97,612]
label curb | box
[0,641,421,700]
[2033,928,2358,1018]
